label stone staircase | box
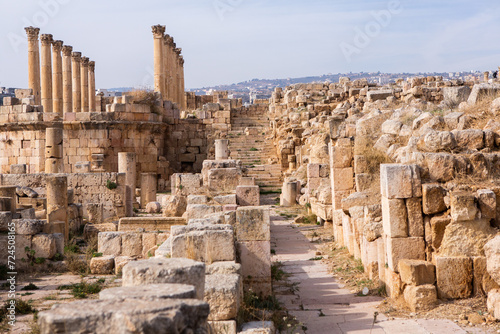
[228,114,283,193]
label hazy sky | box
[1,0,500,89]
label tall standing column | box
[52,40,63,116]
[46,175,69,242]
[80,57,89,112]
[180,56,186,109]
[152,25,166,99]
[118,152,137,217]
[71,52,81,112]
[45,127,64,173]
[88,61,96,111]
[141,173,157,208]
[40,34,53,113]
[175,48,182,106]
[162,35,169,101]
[62,45,73,114]
[25,27,41,105]
[166,36,175,101]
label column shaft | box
[62,45,73,114]
[152,25,166,99]
[80,57,89,112]
[118,152,137,217]
[40,34,53,113]
[89,61,96,111]
[46,175,69,242]
[52,40,63,115]
[71,52,81,112]
[25,27,41,105]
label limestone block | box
[145,201,161,213]
[207,168,242,193]
[307,164,320,178]
[121,233,142,257]
[10,164,26,174]
[403,285,437,312]
[240,177,255,186]
[99,283,196,301]
[385,267,403,299]
[114,256,134,275]
[20,208,36,219]
[477,189,496,220]
[90,256,115,275]
[236,186,260,206]
[208,321,237,334]
[436,256,473,299]
[122,258,206,300]
[380,164,421,199]
[488,289,500,320]
[439,219,494,257]
[238,241,271,279]
[53,233,64,255]
[473,256,499,296]
[118,217,185,232]
[206,261,242,276]
[162,195,187,217]
[186,204,223,221]
[171,224,235,262]
[485,236,500,286]
[142,233,157,258]
[422,184,447,215]
[453,129,484,150]
[171,173,204,196]
[330,143,353,169]
[31,234,57,259]
[240,321,275,334]
[97,232,123,256]
[0,212,12,232]
[382,196,408,238]
[406,198,424,237]
[37,298,210,334]
[86,203,103,224]
[205,274,241,321]
[213,194,237,206]
[15,219,45,235]
[399,259,435,286]
[387,237,425,272]
[235,207,270,241]
[450,192,478,222]
[187,195,209,205]
[332,167,354,191]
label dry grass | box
[354,136,393,175]
[125,89,162,114]
[458,91,500,129]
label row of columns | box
[25,26,96,115]
[152,24,186,109]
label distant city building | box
[97,89,121,97]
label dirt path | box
[269,205,473,334]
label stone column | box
[175,48,182,106]
[80,57,89,112]
[46,175,69,241]
[215,139,229,160]
[288,155,297,171]
[40,34,53,113]
[118,152,137,217]
[52,40,63,116]
[162,35,169,102]
[280,181,298,207]
[25,27,41,105]
[484,72,490,82]
[88,61,96,111]
[152,25,166,99]
[0,186,17,214]
[45,127,64,173]
[71,52,81,112]
[140,173,157,208]
[167,38,175,102]
[62,45,73,114]
[180,56,186,109]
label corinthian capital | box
[152,24,166,38]
[25,27,40,41]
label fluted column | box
[152,25,166,99]
[180,56,186,109]
[40,34,53,113]
[25,27,41,105]
[162,35,169,101]
[62,45,73,114]
[80,57,89,112]
[166,36,175,101]
[88,61,96,111]
[71,52,81,112]
[52,40,63,115]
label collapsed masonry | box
[272,75,500,315]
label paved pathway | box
[270,212,472,334]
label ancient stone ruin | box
[2,22,500,334]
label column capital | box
[40,34,53,45]
[81,57,89,66]
[89,61,95,71]
[25,26,40,41]
[71,52,81,61]
[174,48,182,56]
[62,45,73,56]
[164,34,174,47]
[152,24,166,38]
[180,56,184,66]
[52,40,63,52]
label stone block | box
[205,274,241,321]
[31,234,57,259]
[387,237,425,272]
[186,204,223,221]
[145,201,161,214]
[477,189,497,219]
[332,168,354,191]
[380,164,421,199]
[236,186,260,206]
[422,184,447,215]
[240,321,275,334]
[114,256,134,275]
[399,259,435,286]
[429,216,451,251]
[187,195,209,205]
[122,258,206,300]
[213,194,237,206]
[99,283,196,301]
[162,195,187,217]
[171,224,235,262]
[307,164,320,178]
[121,233,142,257]
[15,219,45,235]
[0,212,12,232]
[171,173,204,196]
[238,241,271,279]
[90,256,115,275]
[382,196,408,238]
[20,208,36,219]
[484,236,500,286]
[240,177,255,186]
[436,256,473,299]
[37,298,210,334]
[406,198,424,237]
[450,192,478,222]
[488,290,500,320]
[403,285,437,312]
[207,168,242,193]
[10,164,26,174]
[118,217,185,232]
[208,321,237,334]
[206,261,242,276]
[385,267,403,299]
[98,232,123,256]
[473,256,499,296]
[235,206,270,241]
